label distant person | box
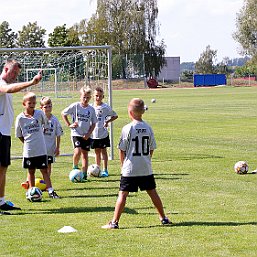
[0,59,42,214]
[61,86,97,180]
[102,98,172,229]
[15,92,60,199]
[91,87,118,177]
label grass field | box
[1,86,257,257]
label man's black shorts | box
[0,133,11,167]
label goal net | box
[0,45,115,160]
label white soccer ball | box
[87,164,101,177]
[69,169,84,183]
[151,98,156,103]
[26,187,43,202]
[234,161,249,174]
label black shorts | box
[119,174,156,192]
[0,133,11,167]
[47,156,54,164]
[23,155,48,169]
[91,135,110,149]
[72,136,91,151]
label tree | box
[233,0,257,57]
[80,0,165,78]
[195,45,217,74]
[48,24,81,47]
[17,22,46,48]
[0,21,17,48]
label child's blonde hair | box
[40,96,52,106]
[80,86,92,95]
[128,98,145,116]
[23,92,36,103]
[94,86,104,94]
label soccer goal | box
[0,45,115,160]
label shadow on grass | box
[153,154,224,162]
[123,220,257,229]
[173,221,257,227]
[20,206,137,215]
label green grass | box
[2,86,257,257]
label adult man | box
[0,59,42,215]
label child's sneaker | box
[101,221,119,229]
[161,217,172,225]
[21,181,29,190]
[48,191,60,199]
[100,170,109,177]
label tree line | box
[0,0,166,79]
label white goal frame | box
[0,45,114,160]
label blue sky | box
[1,0,244,62]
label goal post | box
[0,45,115,160]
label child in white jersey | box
[102,98,171,229]
[91,87,118,177]
[40,96,63,176]
[61,86,97,180]
[15,92,60,199]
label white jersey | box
[43,114,63,157]
[91,103,117,139]
[118,120,157,177]
[62,102,97,137]
[0,78,14,136]
[15,110,47,158]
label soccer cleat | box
[0,202,21,211]
[161,217,172,225]
[48,191,60,199]
[21,181,29,190]
[100,170,109,177]
[101,221,119,229]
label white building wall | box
[158,57,180,82]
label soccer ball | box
[26,187,43,202]
[87,164,101,177]
[234,161,249,174]
[151,98,156,103]
[35,178,46,191]
[69,169,84,182]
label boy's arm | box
[55,136,61,156]
[119,149,125,166]
[61,113,78,128]
[104,115,118,127]
[83,123,96,140]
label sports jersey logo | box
[75,141,80,146]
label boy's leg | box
[47,163,52,177]
[112,191,129,222]
[147,189,166,220]
[101,148,108,171]
[102,191,129,229]
[40,168,60,198]
[94,148,101,167]
[73,147,81,169]
[28,168,36,188]
[81,149,88,179]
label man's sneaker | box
[161,217,172,225]
[100,170,109,177]
[48,191,60,199]
[21,181,29,190]
[101,221,119,229]
[0,202,21,211]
